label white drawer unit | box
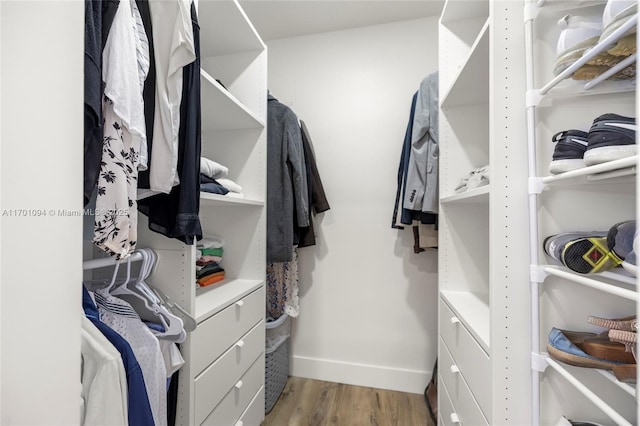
[192,286,265,375]
[194,320,265,425]
[438,377,457,426]
[439,338,489,426]
[201,355,265,426]
[235,386,266,426]
[439,298,491,419]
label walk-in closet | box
[1,0,638,425]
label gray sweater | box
[267,94,309,262]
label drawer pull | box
[450,364,460,374]
[450,413,460,424]
[236,340,245,348]
[235,380,243,389]
[235,300,245,307]
[450,316,460,325]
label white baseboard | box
[290,354,431,394]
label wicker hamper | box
[265,314,290,414]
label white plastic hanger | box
[111,249,186,343]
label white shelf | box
[441,185,490,205]
[545,357,635,426]
[440,0,489,25]
[542,265,637,300]
[198,0,265,57]
[195,278,264,323]
[200,192,264,207]
[440,290,490,353]
[441,18,490,107]
[201,70,265,132]
[541,155,638,186]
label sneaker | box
[544,231,622,273]
[607,220,637,275]
[549,130,589,174]
[584,113,637,166]
[600,0,637,42]
[553,14,603,77]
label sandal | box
[587,315,637,332]
[547,328,637,383]
[562,329,636,364]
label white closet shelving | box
[137,1,267,424]
[438,1,531,424]
[524,1,638,424]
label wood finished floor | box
[262,377,435,426]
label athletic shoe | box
[553,14,603,77]
[607,220,637,276]
[549,129,589,174]
[584,113,637,166]
[544,231,622,274]
[601,0,637,42]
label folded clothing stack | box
[199,157,245,198]
[196,235,225,288]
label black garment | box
[136,0,156,189]
[296,120,330,248]
[84,0,119,206]
[200,182,229,195]
[138,1,202,245]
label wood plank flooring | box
[263,377,435,426]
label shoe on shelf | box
[547,328,636,383]
[622,234,637,276]
[600,0,637,43]
[544,231,622,274]
[588,314,637,332]
[583,113,637,166]
[553,14,604,77]
[584,0,637,67]
[549,129,589,174]
[561,328,636,363]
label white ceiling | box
[239,0,445,41]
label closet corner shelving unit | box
[524,1,638,425]
[138,1,267,424]
[438,1,531,424]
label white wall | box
[267,17,439,394]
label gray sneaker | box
[607,220,637,276]
[544,231,621,274]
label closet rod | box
[83,251,146,271]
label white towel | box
[200,157,228,179]
[217,178,243,194]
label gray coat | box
[267,94,309,262]
[403,72,439,214]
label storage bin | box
[265,314,290,414]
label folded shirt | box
[196,255,222,265]
[216,178,243,194]
[197,235,224,249]
[200,182,229,195]
[200,157,228,179]
[196,263,224,279]
[200,247,223,257]
[197,271,225,287]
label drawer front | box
[192,287,265,375]
[439,376,488,426]
[236,386,265,426]
[201,354,264,426]
[438,375,456,426]
[439,298,491,418]
[194,320,265,425]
